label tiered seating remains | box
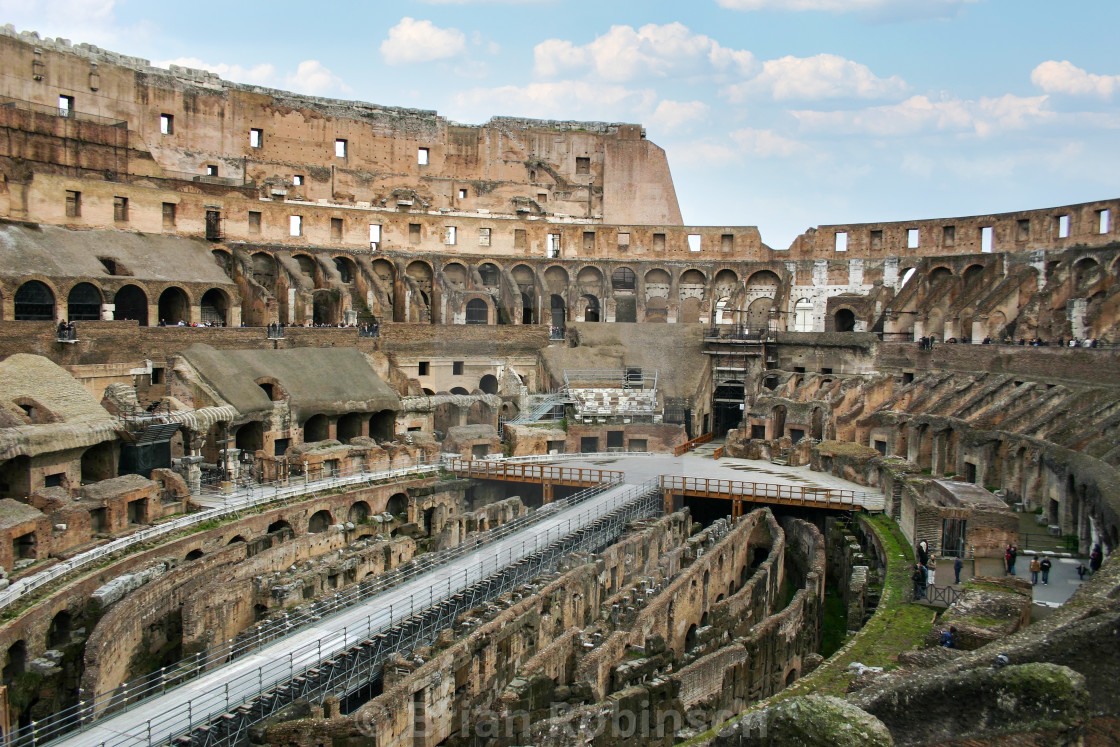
[569,387,661,423]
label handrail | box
[674,432,713,457]
[447,458,623,486]
[0,457,443,613]
[660,474,877,508]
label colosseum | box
[0,24,1116,747]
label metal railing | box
[486,452,657,464]
[0,458,442,614]
[703,327,769,342]
[563,369,658,391]
[916,583,963,607]
[37,481,658,747]
[660,474,880,509]
[447,458,623,486]
[0,95,127,127]
[674,432,713,456]
[15,479,619,747]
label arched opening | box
[1073,257,1101,290]
[81,441,115,483]
[521,292,535,325]
[267,520,293,538]
[834,308,856,332]
[772,405,787,439]
[67,282,102,321]
[785,669,799,686]
[336,412,363,444]
[334,256,356,284]
[811,407,824,440]
[308,509,334,534]
[294,254,318,283]
[114,284,149,325]
[227,535,246,545]
[928,266,954,286]
[745,297,772,331]
[714,297,731,325]
[185,549,204,561]
[386,493,408,518]
[582,295,600,322]
[312,290,337,325]
[793,298,814,332]
[47,610,72,648]
[235,421,264,453]
[251,253,276,287]
[465,298,489,325]
[900,267,918,288]
[478,263,500,287]
[14,280,55,321]
[200,288,229,325]
[369,410,396,441]
[442,262,467,289]
[349,501,371,524]
[611,267,636,291]
[158,287,190,325]
[479,374,499,395]
[763,375,779,391]
[3,641,27,685]
[645,296,668,323]
[450,387,470,395]
[550,294,566,328]
[962,264,985,289]
[685,624,700,651]
[303,414,329,442]
[468,400,494,425]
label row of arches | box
[6,280,233,325]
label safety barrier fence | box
[0,459,442,614]
[673,432,714,457]
[37,482,659,747]
[916,583,963,607]
[660,474,879,509]
[487,452,656,464]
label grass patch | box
[819,583,849,658]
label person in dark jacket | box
[1039,555,1052,585]
[954,555,964,584]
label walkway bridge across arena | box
[660,474,886,516]
[446,457,623,503]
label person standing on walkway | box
[1029,556,1041,585]
[1090,544,1103,573]
[912,564,926,601]
[954,555,963,584]
[1040,555,1052,585]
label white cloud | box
[724,54,907,101]
[0,0,150,46]
[1031,60,1120,98]
[380,17,466,65]
[647,100,710,132]
[534,22,755,82]
[715,0,979,14]
[285,60,350,96]
[453,81,657,122]
[791,93,1052,137]
[729,127,807,157]
[155,56,277,86]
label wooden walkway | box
[447,458,624,503]
[660,475,882,516]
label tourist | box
[1040,555,1052,585]
[1009,545,1018,575]
[1090,544,1103,573]
[954,555,963,584]
[1076,563,1088,580]
[940,626,957,648]
[917,540,929,567]
[912,564,926,601]
[1029,556,1041,585]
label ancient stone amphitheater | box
[0,25,1116,747]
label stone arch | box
[386,492,408,517]
[333,255,357,284]
[544,265,569,291]
[1073,256,1101,290]
[200,288,230,325]
[308,509,334,534]
[477,262,501,288]
[336,412,364,444]
[680,297,702,323]
[746,297,772,331]
[834,308,856,332]
[303,413,329,442]
[157,286,190,325]
[406,260,434,284]
[47,609,72,648]
[581,294,600,322]
[644,267,671,295]
[114,284,149,325]
[987,310,1007,338]
[793,298,814,332]
[227,535,247,545]
[67,282,102,321]
[479,374,499,395]
[611,267,636,291]
[713,268,739,295]
[771,405,787,439]
[442,262,468,289]
[312,289,339,325]
[267,519,293,538]
[928,266,954,286]
[235,421,264,453]
[292,253,319,285]
[14,280,56,321]
[645,296,668,323]
[550,294,567,326]
[349,501,371,524]
[369,410,396,441]
[468,400,494,425]
[962,264,986,289]
[465,297,490,325]
[185,548,204,561]
[251,252,277,287]
[450,387,470,395]
[256,377,287,402]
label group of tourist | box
[158,319,226,327]
[911,540,933,600]
[55,320,77,340]
[1028,555,1053,585]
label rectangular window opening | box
[582,231,595,252]
[160,113,174,135]
[445,226,457,245]
[113,196,128,222]
[942,225,956,246]
[653,233,666,252]
[330,217,343,242]
[980,226,993,253]
[617,232,630,250]
[409,223,421,245]
[834,231,848,252]
[206,164,218,176]
[537,192,548,205]
[293,175,304,186]
[249,128,263,148]
[65,190,81,218]
[369,223,381,249]
[906,228,919,249]
[1017,218,1030,241]
[248,211,262,235]
[162,202,176,230]
[721,234,734,253]
[334,139,347,158]
[478,227,491,247]
[1057,214,1070,239]
[1097,209,1111,234]
[546,233,561,258]
[453,361,464,375]
[575,156,590,175]
[58,94,73,116]
[687,234,702,253]
[870,229,883,251]
[418,361,430,376]
[458,188,467,199]
[289,215,303,237]
[514,229,527,251]
[417,147,429,165]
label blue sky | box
[5,0,1119,248]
